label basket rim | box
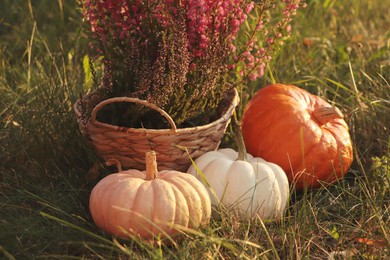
[90,96,178,131]
[74,88,239,134]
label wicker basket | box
[74,88,239,171]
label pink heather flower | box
[230,19,240,28]
[83,0,304,93]
[245,2,254,13]
[228,64,235,70]
[256,21,263,30]
[250,73,257,81]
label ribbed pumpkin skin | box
[241,84,353,189]
[89,170,211,239]
[187,148,289,220]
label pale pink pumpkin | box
[89,151,211,239]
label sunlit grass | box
[0,0,389,259]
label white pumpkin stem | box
[145,151,158,180]
[235,123,248,162]
[312,106,344,125]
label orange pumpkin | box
[241,84,353,189]
[89,151,211,239]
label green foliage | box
[370,154,390,197]
[0,0,389,259]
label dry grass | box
[0,0,389,259]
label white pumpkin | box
[187,146,289,220]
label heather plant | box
[82,0,304,127]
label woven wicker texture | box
[74,88,239,171]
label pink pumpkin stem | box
[105,158,123,172]
[145,151,158,180]
[312,106,344,125]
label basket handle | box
[90,96,177,130]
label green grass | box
[1,0,389,259]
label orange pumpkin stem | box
[145,151,158,180]
[312,106,344,125]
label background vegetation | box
[1,0,389,259]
